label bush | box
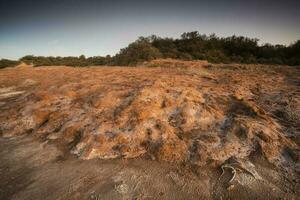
[113,37,162,66]
[0,59,20,69]
[177,52,193,60]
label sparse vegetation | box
[0,52,299,200]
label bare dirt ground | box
[0,59,299,199]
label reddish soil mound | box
[0,60,299,169]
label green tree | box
[114,37,162,65]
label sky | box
[0,0,299,59]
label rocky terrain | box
[0,59,299,199]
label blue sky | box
[0,0,299,59]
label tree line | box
[1,31,299,68]
[114,32,299,66]
[20,55,112,67]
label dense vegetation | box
[0,59,20,69]
[127,33,300,65]
[2,31,300,68]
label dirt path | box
[0,135,299,200]
[0,136,212,200]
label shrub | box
[113,37,162,66]
[0,59,20,69]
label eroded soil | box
[0,60,299,199]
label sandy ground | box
[0,60,299,199]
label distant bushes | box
[2,31,299,68]
[20,55,112,67]
[0,59,20,69]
